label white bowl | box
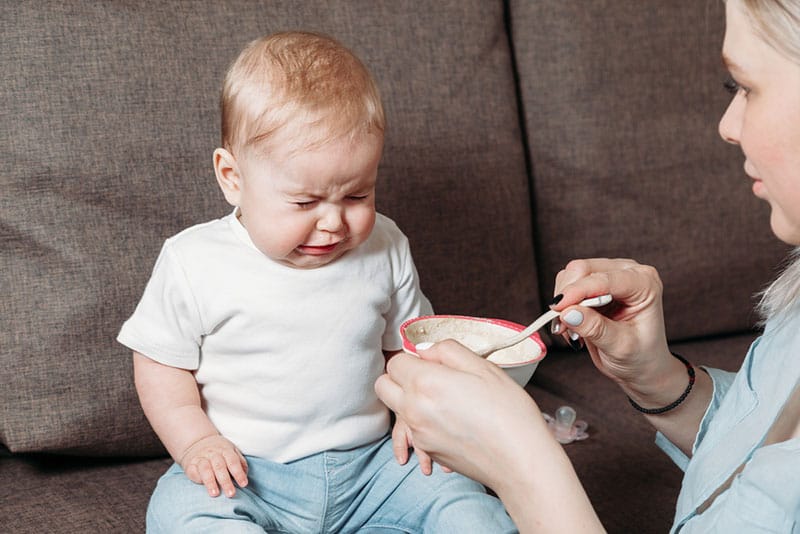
[400,315,546,386]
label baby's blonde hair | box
[220,31,385,155]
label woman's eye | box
[347,195,369,202]
[294,200,316,208]
[723,77,739,94]
[723,76,749,96]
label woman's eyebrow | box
[721,52,743,72]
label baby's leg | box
[145,463,276,533]
[349,438,518,533]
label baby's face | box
[232,132,382,269]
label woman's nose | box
[718,93,744,145]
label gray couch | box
[1,1,789,532]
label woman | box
[375,1,800,531]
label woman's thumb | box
[560,307,613,348]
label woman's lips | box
[744,162,765,197]
[747,171,765,197]
[751,178,765,197]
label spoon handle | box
[476,310,558,358]
[477,294,612,359]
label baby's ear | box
[213,148,242,206]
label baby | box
[118,31,517,532]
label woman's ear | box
[213,148,242,206]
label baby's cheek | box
[352,209,376,237]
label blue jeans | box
[147,435,517,533]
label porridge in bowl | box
[400,315,546,386]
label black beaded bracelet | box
[628,352,696,415]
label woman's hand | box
[179,434,249,498]
[550,258,676,400]
[376,341,551,490]
[551,258,713,453]
[375,342,604,532]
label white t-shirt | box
[117,210,432,462]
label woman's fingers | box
[555,258,639,288]
[417,339,499,376]
[554,259,661,311]
[550,258,663,349]
[375,361,411,412]
[548,258,671,387]
[378,342,500,411]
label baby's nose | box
[317,205,345,232]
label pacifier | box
[542,406,589,444]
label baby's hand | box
[179,434,249,498]
[392,418,447,476]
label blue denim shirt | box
[657,316,800,532]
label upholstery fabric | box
[509,0,788,341]
[0,453,171,532]
[1,1,536,454]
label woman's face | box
[719,1,800,245]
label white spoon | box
[475,294,612,359]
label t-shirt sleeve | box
[116,242,203,369]
[382,231,433,351]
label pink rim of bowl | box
[400,315,547,367]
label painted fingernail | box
[568,335,583,351]
[550,294,564,306]
[550,320,562,335]
[563,310,584,327]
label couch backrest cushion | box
[510,0,788,341]
[1,1,536,454]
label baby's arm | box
[133,351,248,497]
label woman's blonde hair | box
[740,0,800,60]
[220,31,384,155]
[735,1,800,321]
